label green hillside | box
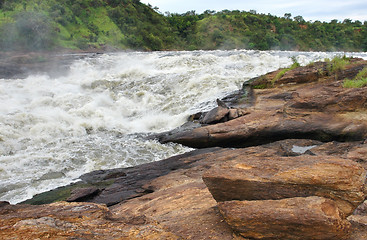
[1,0,366,52]
[0,0,180,51]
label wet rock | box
[216,98,228,108]
[23,148,223,206]
[66,187,101,202]
[219,197,351,240]
[0,201,10,208]
[221,87,255,109]
[203,155,367,217]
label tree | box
[294,15,304,23]
[284,13,292,20]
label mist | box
[0,11,55,51]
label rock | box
[353,200,367,215]
[200,106,230,124]
[160,109,367,148]
[347,215,367,240]
[216,98,228,108]
[157,59,367,148]
[66,187,101,202]
[228,109,239,120]
[203,155,367,217]
[0,201,10,208]
[218,197,351,240]
[248,58,367,88]
[159,82,367,148]
[4,140,367,239]
[347,145,367,169]
[23,148,223,206]
[2,148,247,240]
[0,201,181,239]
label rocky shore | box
[2,57,367,239]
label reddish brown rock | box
[0,201,181,239]
[203,155,367,217]
[218,197,351,240]
[2,141,367,239]
[160,109,367,148]
[158,59,367,149]
[201,105,229,124]
[248,58,367,88]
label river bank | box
[2,55,367,239]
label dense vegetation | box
[1,0,367,52]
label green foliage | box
[0,1,367,51]
[326,55,350,73]
[343,68,367,88]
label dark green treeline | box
[1,0,366,51]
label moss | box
[21,180,114,205]
[252,84,267,89]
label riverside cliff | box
[2,57,367,239]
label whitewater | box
[1,49,367,204]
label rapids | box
[1,50,367,204]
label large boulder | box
[203,155,367,217]
[218,196,351,240]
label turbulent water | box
[1,50,367,204]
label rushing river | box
[1,49,367,204]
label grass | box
[343,67,367,88]
[325,55,350,73]
[271,57,300,86]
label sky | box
[140,0,367,22]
